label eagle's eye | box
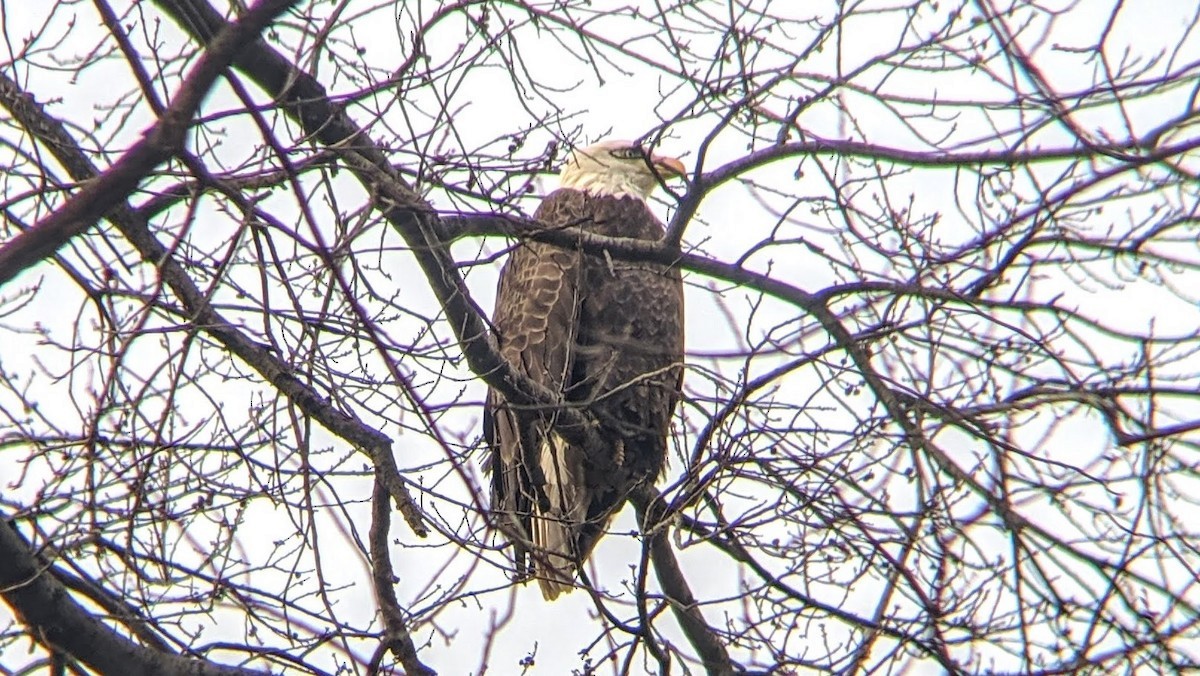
[608,146,645,161]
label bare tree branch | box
[0,519,267,676]
[369,477,437,676]
[0,0,299,288]
[631,484,735,675]
[4,0,1200,672]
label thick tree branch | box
[679,133,1200,191]
[631,485,736,675]
[0,518,265,676]
[443,212,823,311]
[369,477,437,676]
[0,58,434,676]
[0,28,437,676]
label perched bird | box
[485,139,687,599]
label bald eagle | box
[486,139,687,599]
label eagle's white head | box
[558,139,686,200]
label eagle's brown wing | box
[487,190,588,598]
[567,195,685,568]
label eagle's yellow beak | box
[651,154,687,178]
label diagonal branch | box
[0,0,298,288]
[0,44,433,676]
[632,484,736,675]
[0,518,266,676]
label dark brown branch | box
[0,518,266,676]
[369,477,437,676]
[660,129,1200,246]
[51,560,174,653]
[679,133,1200,194]
[631,484,736,675]
[0,23,435,670]
[443,212,823,311]
[0,0,298,288]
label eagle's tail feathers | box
[531,432,586,599]
[532,517,576,600]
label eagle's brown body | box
[486,177,685,599]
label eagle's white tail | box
[533,432,587,600]
[532,513,577,600]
